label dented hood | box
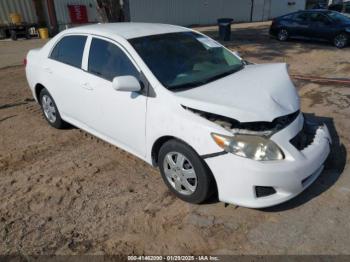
[175,63,300,122]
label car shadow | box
[261,114,346,212]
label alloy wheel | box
[334,34,347,48]
[278,29,288,41]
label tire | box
[0,28,6,40]
[277,28,289,41]
[25,31,31,39]
[39,88,67,129]
[158,139,215,204]
[334,33,348,49]
[10,30,17,41]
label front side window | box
[88,38,139,81]
[309,13,329,23]
[129,32,243,91]
[327,11,350,23]
[50,35,87,68]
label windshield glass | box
[129,32,243,90]
[327,11,350,23]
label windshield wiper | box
[170,80,207,91]
[170,64,244,91]
[201,65,244,85]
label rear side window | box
[293,12,310,22]
[50,35,87,68]
[88,38,139,81]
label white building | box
[125,0,307,26]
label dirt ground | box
[0,22,350,255]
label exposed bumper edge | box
[205,124,332,208]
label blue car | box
[270,10,350,48]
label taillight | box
[23,58,27,67]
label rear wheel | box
[277,29,289,41]
[334,33,348,49]
[158,139,215,204]
[10,30,17,41]
[39,88,67,129]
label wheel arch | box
[152,135,219,201]
[34,83,46,102]
[151,136,176,167]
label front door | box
[308,12,336,40]
[80,36,147,157]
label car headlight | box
[211,133,284,161]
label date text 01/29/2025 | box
[127,255,220,261]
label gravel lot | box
[0,22,349,255]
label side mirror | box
[112,75,141,92]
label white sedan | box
[25,23,331,208]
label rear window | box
[50,35,87,68]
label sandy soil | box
[0,22,350,255]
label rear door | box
[43,34,88,120]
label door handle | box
[82,82,93,91]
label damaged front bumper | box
[205,114,332,208]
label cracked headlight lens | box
[211,133,284,161]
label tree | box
[342,0,346,13]
[96,0,123,23]
[32,0,47,26]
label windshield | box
[129,32,243,90]
[327,11,350,23]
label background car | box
[270,10,350,48]
[328,2,350,14]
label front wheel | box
[277,29,289,41]
[334,33,348,49]
[10,30,17,41]
[158,139,215,204]
[39,88,67,129]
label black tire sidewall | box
[39,89,65,129]
[158,139,215,204]
[10,31,17,41]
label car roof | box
[65,22,191,39]
[302,9,329,13]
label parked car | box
[270,10,350,48]
[328,2,350,14]
[25,23,331,208]
[311,3,328,9]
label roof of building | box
[67,22,190,39]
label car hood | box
[175,63,300,123]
